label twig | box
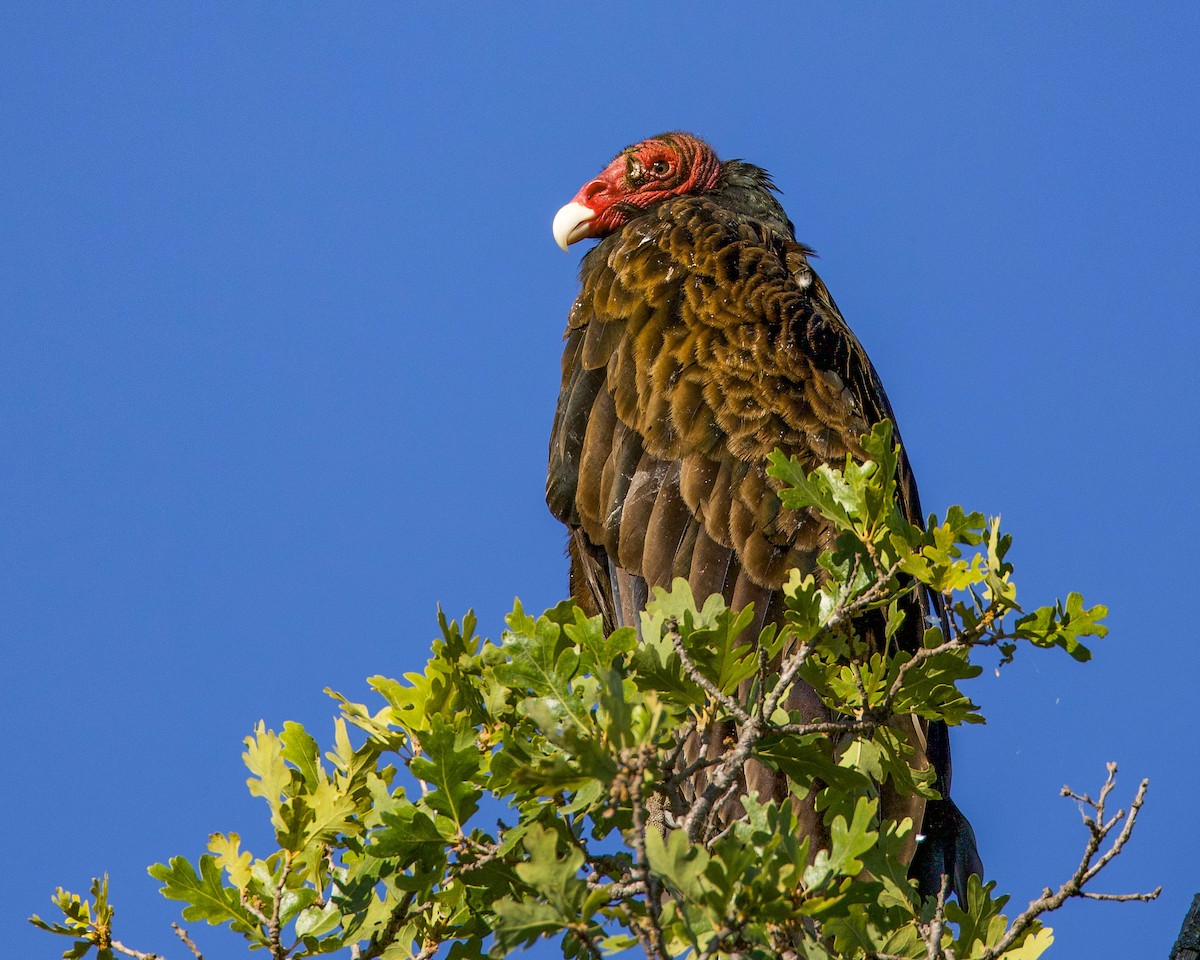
[266,855,288,960]
[1081,890,1161,902]
[685,556,902,816]
[680,639,815,842]
[920,874,950,960]
[588,852,636,879]
[775,718,879,737]
[587,878,648,898]
[978,764,1159,959]
[668,624,750,725]
[240,894,272,928]
[110,942,162,960]
[839,555,906,615]
[628,749,669,960]
[173,925,205,960]
[705,816,742,849]
[763,641,816,720]
[570,924,605,960]
[452,833,502,876]
[681,710,761,842]
[662,718,699,778]
[664,752,725,788]
[848,661,870,709]
[409,743,431,798]
[697,929,728,960]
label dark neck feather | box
[715,160,795,241]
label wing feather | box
[549,194,919,612]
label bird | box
[546,131,981,899]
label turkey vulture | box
[546,132,981,898]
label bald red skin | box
[568,133,722,240]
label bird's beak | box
[552,201,596,251]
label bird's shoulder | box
[567,194,888,468]
[548,188,926,590]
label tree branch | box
[921,874,950,960]
[627,748,669,960]
[111,942,163,960]
[978,764,1159,959]
[353,889,419,960]
[172,925,205,960]
[268,862,286,960]
[668,622,750,725]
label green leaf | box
[207,833,253,890]
[493,614,592,732]
[947,875,1012,955]
[827,795,878,876]
[513,824,584,894]
[1014,592,1103,661]
[564,607,636,674]
[281,721,323,788]
[372,801,449,871]
[645,829,710,900]
[148,856,265,941]
[295,898,342,939]
[805,796,878,892]
[1003,927,1055,958]
[243,722,292,831]
[411,715,483,831]
[491,898,566,953]
[306,777,360,843]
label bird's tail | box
[908,718,984,903]
[910,794,984,903]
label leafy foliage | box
[33,423,1146,960]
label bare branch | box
[111,942,163,960]
[587,877,648,899]
[1080,890,1161,902]
[172,925,205,960]
[681,713,761,842]
[978,765,1159,959]
[628,748,669,960]
[662,718,699,778]
[668,623,750,725]
[921,874,950,960]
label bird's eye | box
[650,160,670,176]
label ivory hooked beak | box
[552,201,596,251]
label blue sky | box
[3,4,1198,958]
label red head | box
[553,132,722,250]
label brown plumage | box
[547,132,980,897]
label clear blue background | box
[4,4,1197,958]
